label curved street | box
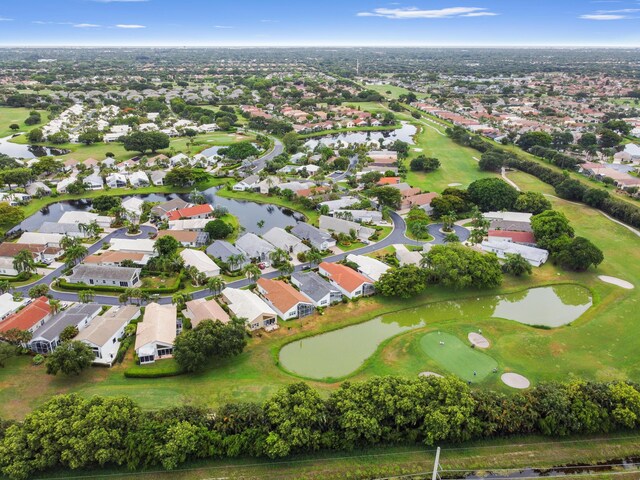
[16,207,468,306]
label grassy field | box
[0,107,49,138]
[364,84,425,100]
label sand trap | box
[598,276,634,290]
[419,371,443,378]
[468,332,490,349]
[501,373,530,389]
[413,148,423,152]
[448,183,462,187]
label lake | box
[303,122,417,149]
[10,187,304,235]
[0,135,70,159]
[278,285,592,380]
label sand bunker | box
[448,183,462,187]
[501,373,530,389]
[413,148,423,152]
[598,276,634,290]
[468,332,490,349]
[419,371,443,378]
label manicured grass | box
[419,332,498,381]
[0,107,49,138]
[364,84,426,100]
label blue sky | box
[0,0,639,47]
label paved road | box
[427,223,470,244]
[251,137,283,173]
[331,155,358,182]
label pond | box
[278,285,592,380]
[0,135,70,159]
[303,122,417,150]
[10,187,304,235]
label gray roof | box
[69,264,140,282]
[31,304,102,342]
[150,198,190,216]
[291,222,333,246]
[39,222,82,235]
[206,240,247,263]
[236,233,275,259]
[291,271,335,302]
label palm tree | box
[78,290,95,303]
[118,292,130,305]
[243,264,261,283]
[13,250,36,275]
[60,235,80,251]
[109,206,127,227]
[49,299,61,315]
[278,261,294,277]
[443,232,460,243]
[207,276,225,296]
[172,293,186,309]
[0,280,11,294]
[269,248,289,267]
[78,223,88,237]
[64,245,88,269]
[227,253,245,271]
[85,220,101,238]
[306,249,323,267]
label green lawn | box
[364,84,427,100]
[0,107,49,138]
[419,332,498,381]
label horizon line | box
[0,44,639,49]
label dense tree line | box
[1,376,640,479]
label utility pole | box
[431,446,442,480]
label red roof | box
[166,204,213,221]
[319,262,371,293]
[257,278,312,313]
[488,230,536,244]
[0,297,51,333]
[377,177,400,186]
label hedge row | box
[1,377,640,479]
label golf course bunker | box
[501,373,530,389]
[468,332,490,348]
[419,332,498,382]
[448,182,462,187]
[278,285,591,380]
[419,371,443,378]
[598,276,634,290]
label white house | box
[84,172,104,190]
[135,303,177,364]
[76,305,140,366]
[29,304,102,354]
[236,233,276,262]
[346,254,390,282]
[262,227,310,256]
[17,232,64,247]
[291,223,336,251]
[59,211,112,228]
[68,265,141,288]
[106,173,127,188]
[0,293,26,321]
[122,197,145,218]
[318,262,375,299]
[109,238,156,255]
[481,240,549,267]
[179,249,221,277]
[221,287,278,331]
[319,215,375,242]
[290,271,341,307]
[150,171,166,186]
[128,171,149,187]
[233,174,260,192]
[256,278,315,320]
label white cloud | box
[260,19,279,23]
[33,21,74,25]
[580,13,627,19]
[74,23,101,28]
[214,25,234,29]
[115,24,146,28]
[91,0,149,3]
[356,7,498,19]
[0,17,13,21]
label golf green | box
[419,332,498,382]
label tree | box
[578,132,597,150]
[430,195,467,218]
[78,129,103,145]
[219,141,259,160]
[478,150,506,172]
[206,276,225,295]
[0,280,11,294]
[282,132,299,154]
[0,203,23,226]
[514,191,552,215]
[467,178,519,212]
[269,248,290,267]
[373,186,402,210]
[48,131,69,145]
[598,128,621,149]
[174,319,247,372]
[375,265,429,298]
[9,123,19,131]
[306,249,323,267]
[64,245,88,268]
[92,195,122,213]
[204,219,233,240]
[443,232,460,243]
[555,237,604,272]
[59,325,79,342]
[0,342,16,368]
[28,284,49,298]
[501,253,532,276]
[122,131,170,153]
[13,250,36,275]
[517,131,552,151]
[227,253,246,271]
[45,341,94,375]
[278,261,294,277]
[27,128,43,143]
[165,166,198,188]
[583,188,610,208]
[410,155,440,172]
[531,210,574,251]
[555,178,587,201]
[78,290,95,304]
[24,111,41,126]
[154,235,180,257]
[421,244,502,289]
[0,168,34,189]
[244,264,261,283]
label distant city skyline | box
[0,0,639,47]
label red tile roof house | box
[401,192,439,213]
[0,296,52,336]
[318,262,375,299]
[256,278,315,320]
[488,230,536,246]
[165,204,214,221]
[377,177,401,186]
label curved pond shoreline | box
[278,284,593,382]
